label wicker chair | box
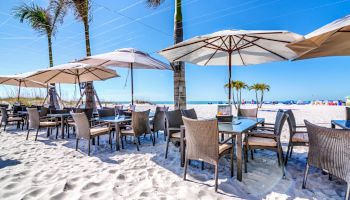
[182,117,233,192]
[244,109,287,177]
[237,108,258,118]
[118,110,153,151]
[0,107,24,131]
[164,110,183,158]
[98,108,115,118]
[304,121,350,200]
[346,107,350,120]
[181,108,198,119]
[26,108,59,141]
[284,109,308,165]
[71,112,112,156]
[151,106,169,139]
[67,108,94,136]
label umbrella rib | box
[219,36,229,50]
[93,67,117,76]
[0,78,11,84]
[232,37,259,51]
[204,36,229,66]
[173,37,223,61]
[237,36,289,60]
[203,41,228,52]
[85,68,103,80]
[160,36,220,52]
[245,35,291,43]
[44,70,64,83]
[23,80,28,88]
[232,36,246,65]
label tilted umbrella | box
[0,72,49,101]
[24,63,119,107]
[77,48,171,105]
[287,14,350,60]
[159,29,302,105]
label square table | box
[180,117,264,182]
[47,113,71,139]
[331,120,350,129]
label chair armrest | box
[294,131,308,134]
[296,125,306,128]
[253,127,275,131]
[168,127,181,131]
[91,122,110,128]
[248,132,277,138]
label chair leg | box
[138,137,141,145]
[244,145,248,173]
[289,145,294,158]
[201,161,204,170]
[109,132,112,150]
[345,183,350,200]
[75,139,79,151]
[156,131,159,138]
[183,159,189,180]
[285,142,291,166]
[329,174,333,181]
[4,124,7,131]
[151,133,155,146]
[26,129,30,140]
[278,146,285,178]
[121,135,125,149]
[165,137,170,159]
[88,138,91,156]
[230,145,234,177]
[302,163,309,189]
[214,164,219,192]
[35,129,39,141]
[135,136,140,151]
[250,149,254,160]
[55,127,58,139]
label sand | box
[0,104,347,200]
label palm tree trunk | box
[47,35,59,109]
[260,91,264,108]
[173,0,186,109]
[83,20,95,110]
[236,89,240,109]
[255,91,259,108]
[232,89,237,109]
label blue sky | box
[0,0,350,102]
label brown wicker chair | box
[98,108,115,117]
[284,109,308,165]
[304,121,350,200]
[0,107,24,131]
[151,106,169,139]
[244,109,287,177]
[71,112,111,156]
[119,110,153,151]
[181,108,198,119]
[164,110,183,159]
[26,108,59,141]
[182,117,233,192]
[237,108,258,118]
[346,107,350,120]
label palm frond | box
[146,0,165,8]
[50,0,67,35]
[65,0,91,23]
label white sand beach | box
[0,104,347,200]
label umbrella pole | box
[131,63,134,105]
[228,53,232,106]
[17,80,21,102]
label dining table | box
[97,112,155,151]
[180,116,265,182]
[47,113,71,139]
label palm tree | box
[146,0,186,109]
[225,80,247,109]
[258,83,270,108]
[249,83,261,108]
[224,80,237,109]
[13,0,66,108]
[64,0,95,109]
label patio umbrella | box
[77,48,171,105]
[159,29,302,105]
[287,14,350,60]
[24,63,119,108]
[0,72,48,101]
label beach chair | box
[182,117,233,192]
[119,110,153,151]
[164,110,183,159]
[237,108,258,118]
[26,108,59,141]
[304,121,350,200]
[0,107,24,132]
[244,109,287,177]
[71,112,111,156]
[151,106,169,140]
[181,108,198,119]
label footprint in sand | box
[117,174,126,180]
[3,182,18,190]
[81,182,102,191]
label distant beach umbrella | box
[159,29,302,105]
[76,48,172,105]
[287,15,350,60]
[0,72,48,101]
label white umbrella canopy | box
[77,48,172,104]
[287,15,350,60]
[24,63,119,84]
[0,72,49,100]
[159,29,302,104]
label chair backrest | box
[98,108,115,118]
[0,107,8,123]
[182,117,219,165]
[237,108,258,118]
[71,112,91,139]
[40,107,49,117]
[273,109,287,136]
[50,109,69,114]
[181,108,198,119]
[284,109,297,133]
[27,108,40,129]
[346,107,350,120]
[305,120,350,183]
[0,104,9,109]
[12,105,23,114]
[131,110,151,136]
[115,105,123,115]
[153,106,169,132]
[165,110,183,129]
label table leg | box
[61,117,64,139]
[236,133,242,181]
[115,122,120,151]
